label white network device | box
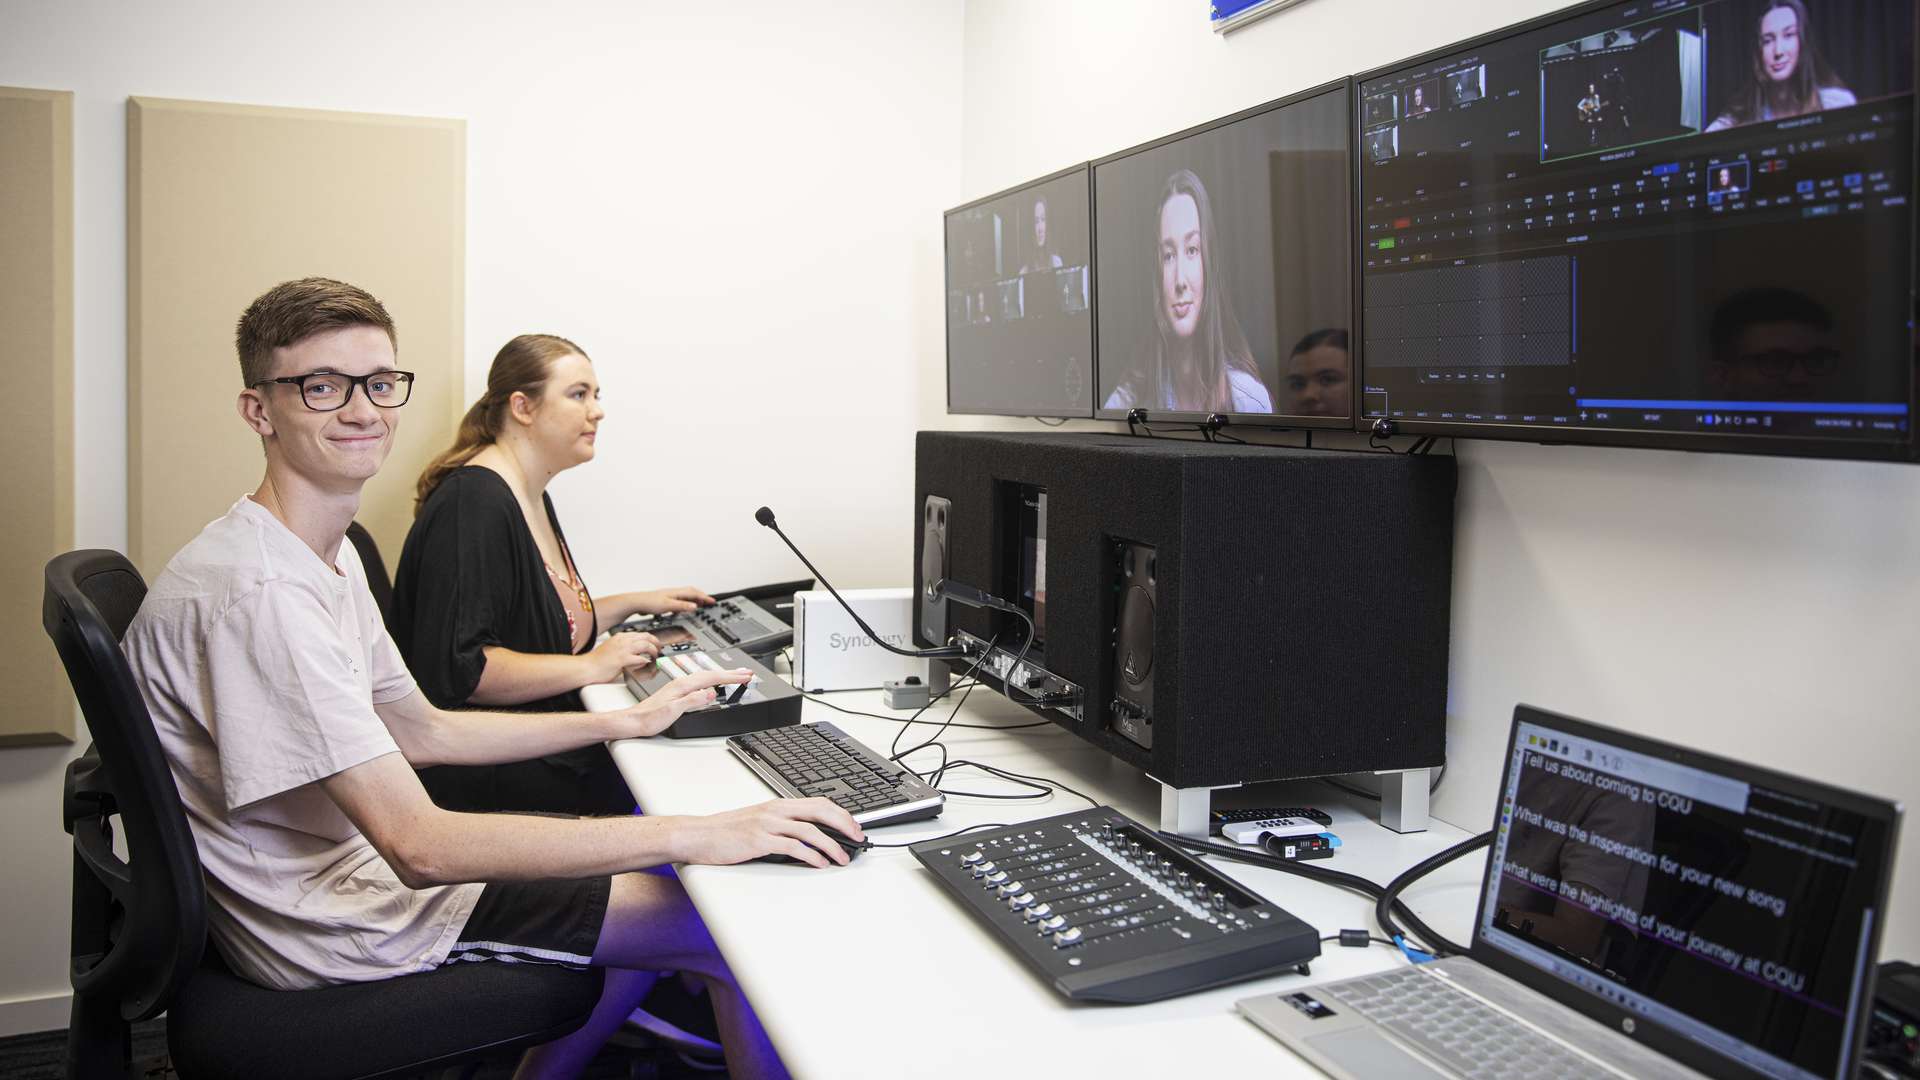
[792,588,928,693]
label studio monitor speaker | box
[1110,538,1157,749]
[918,495,950,649]
[913,430,1455,791]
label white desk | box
[585,680,1487,1079]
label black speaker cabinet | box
[913,430,1455,792]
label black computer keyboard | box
[725,721,945,827]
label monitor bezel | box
[1349,0,1920,463]
[1473,703,1904,1080]
[1090,76,1358,429]
[943,162,1098,420]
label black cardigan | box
[390,466,634,815]
[391,465,591,714]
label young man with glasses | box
[123,277,857,1079]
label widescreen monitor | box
[1357,0,1917,460]
[1094,80,1354,425]
[945,166,1094,418]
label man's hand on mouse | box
[669,798,867,869]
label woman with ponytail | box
[390,334,714,814]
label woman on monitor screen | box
[1103,168,1272,414]
[1706,0,1855,132]
[1019,195,1063,275]
[390,333,716,815]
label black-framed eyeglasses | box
[252,370,416,412]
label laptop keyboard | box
[1323,968,1616,1079]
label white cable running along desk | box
[583,680,1485,1079]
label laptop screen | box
[1477,707,1899,1080]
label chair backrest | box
[44,549,207,1022]
[345,520,394,627]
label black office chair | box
[344,521,394,628]
[45,549,605,1080]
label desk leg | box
[1376,768,1431,833]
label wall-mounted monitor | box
[945,165,1095,418]
[1357,0,1917,461]
[1094,80,1354,425]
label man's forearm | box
[406,807,686,885]
[404,704,620,768]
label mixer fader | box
[911,807,1319,1003]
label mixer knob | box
[1009,893,1036,909]
[977,861,996,873]
[1028,903,1052,919]
[1177,871,1191,888]
[1040,914,1067,931]
[1052,927,1084,947]
[1211,893,1228,911]
[997,881,1025,897]
[1144,852,1159,869]
[960,852,983,865]
[985,871,1009,885]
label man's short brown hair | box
[235,278,397,387]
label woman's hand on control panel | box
[586,631,662,684]
[627,586,716,615]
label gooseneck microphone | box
[754,506,969,660]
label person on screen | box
[1103,168,1271,414]
[1494,761,1655,966]
[391,334,717,816]
[1020,196,1064,275]
[1283,329,1352,417]
[1706,0,1856,132]
[1707,287,1839,400]
[1578,83,1607,145]
[1408,85,1433,115]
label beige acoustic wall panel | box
[129,97,464,575]
[0,88,75,746]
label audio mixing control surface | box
[911,807,1319,1003]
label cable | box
[888,637,998,763]
[1376,830,1491,959]
[803,691,1049,732]
[864,822,1010,849]
[1032,416,1068,427]
[932,760,1099,809]
[1157,831,1476,958]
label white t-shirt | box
[124,496,483,990]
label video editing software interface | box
[1095,84,1353,421]
[1486,717,1893,1079]
[946,170,1094,417]
[1360,0,1916,446]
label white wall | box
[0,0,963,1033]
[957,0,1920,962]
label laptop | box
[1237,704,1902,1080]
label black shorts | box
[445,875,612,969]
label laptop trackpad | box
[1305,1028,1453,1078]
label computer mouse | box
[751,827,870,866]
